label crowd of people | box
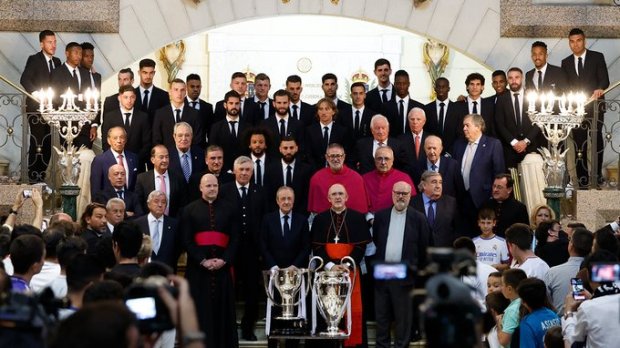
[1,26,618,348]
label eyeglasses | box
[392,191,411,196]
[374,156,392,162]
[327,154,344,159]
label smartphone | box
[23,190,32,198]
[591,263,620,282]
[373,263,408,281]
[571,278,585,300]
[125,296,157,320]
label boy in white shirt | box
[473,208,509,270]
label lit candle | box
[527,91,536,112]
[559,95,567,114]
[85,88,92,110]
[92,88,99,112]
[46,87,53,110]
[540,94,546,113]
[546,92,555,113]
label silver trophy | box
[311,256,355,337]
[263,266,312,335]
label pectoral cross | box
[333,235,340,243]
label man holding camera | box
[373,181,430,347]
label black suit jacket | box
[260,211,310,269]
[303,122,353,170]
[435,157,464,199]
[290,101,316,127]
[152,104,203,149]
[398,131,430,181]
[134,86,170,125]
[373,206,431,283]
[366,85,395,113]
[411,194,458,248]
[337,106,375,141]
[382,97,425,137]
[252,97,276,124]
[455,98,496,137]
[167,145,207,183]
[494,91,541,168]
[102,108,152,168]
[134,170,187,218]
[525,64,568,94]
[92,188,145,217]
[561,50,609,98]
[187,169,234,202]
[185,98,214,148]
[20,51,62,111]
[263,159,313,214]
[260,115,304,150]
[208,118,249,171]
[355,137,407,174]
[90,149,139,195]
[103,93,120,114]
[135,214,181,270]
[424,100,463,155]
[219,182,266,242]
[214,98,257,124]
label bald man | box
[92,164,143,217]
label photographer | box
[2,188,44,233]
[562,250,620,348]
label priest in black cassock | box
[182,173,239,348]
[310,183,371,348]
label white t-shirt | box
[473,235,509,265]
[31,261,61,293]
[516,256,550,279]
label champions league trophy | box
[311,256,355,337]
[263,266,312,335]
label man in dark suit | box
[398,107,430,181]
[356,114,407,174]
[286,75,316,127]
[264,136,313,214]
[382,70,425,137]
[260,89,303,150]
[187,145,235,202]
[411,171,458,247]
[167,122,206,183]
[209,90,249,172]
[185,73,214,147]
[134,190,181,270]
[561,28,610,186]
[495,67,542,169]
[20,30,62,182]
[453,114,505,236]
[102,68,134,114]
[480,174,529,238]
[320,73,352,116]
[244,127,276,188]
[338,82,375,141]
[304,98,354,171]
[152,78,203,149]
[135,145,187,218]
[373,181,430,348]
[424,77,462,155]
[366,58,395,112]
[90,127,139,196]
[219,156,266,341]
[418,135,463,198]
[133,58,170,126]
[214,72,256,124]
[50,41,95,149]
[101,85,151,171]
[487,70,508,104]
[455,73,496,137]
[526,41,568,94]
[80,42,102,129]
[92,164,144,218]
[252,73,275,124]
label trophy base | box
[319,331,348,338]
[270,318,309,336]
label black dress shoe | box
[242,331,258,341]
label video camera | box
[124,275,178,334]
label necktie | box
[255,159,262,186]
[190,101,197,109]
[259,102,266,118]
[537,70,543,90]
[431,163,437,172]
[354,110,360,132]
[438,102,445,133]
[472,101,478,114]
[175,109,181,123]
[229,121,237,138]
[72,69,79,88]
[462,143,475,190]
[398,100,405,128]
[577,57,584,77]
[285,165,292,186]
[48,59,54,74]
[124,113,131,128]
[152,219,160,254]
[381,89,388,103]
[158,175,168,214]
[117,189,124,199]
[240,186,247,201]
[279,119,286,139]
[514,93,521,130]
[142,90,150,112]
[414,135,420,158]
[117,154,124,166]
[292,105,299,120]
[323,126,329,150]
[427,200,435,227]
[282,215,290,237]
[182,153,191,182]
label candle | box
[85,88,92,110]
[540,94,546,113]
[92,89,99,112]
[527,92,536,112]
[46,87,53,110]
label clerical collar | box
[330,208,347,215]
[377,168,394,177]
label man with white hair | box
[105,198,125,233]
[399,107,429,185]
[355,114,407,174]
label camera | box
[124,276,178,333]
[373,263,408,281]
[23,190,32,198]
[590,263,620,283]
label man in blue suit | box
[453,114,505,236]
[167,122,205,183]
[90,126,139,197]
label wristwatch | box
[9,208,18,215]
[564,311,574,319]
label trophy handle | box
[262,270,280,305]
[309,256,324,272]
[340,256,356,286]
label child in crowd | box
[473,209,509,270]
[497,268,527,347]
[487,271,503,294]
[485,291,511,348]
[517,278,560,348]
[543,326,563,348]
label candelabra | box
[527,91,586,218]
[35,87,99,220]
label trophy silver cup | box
[263,266,311,335]
[311,256,355,337]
